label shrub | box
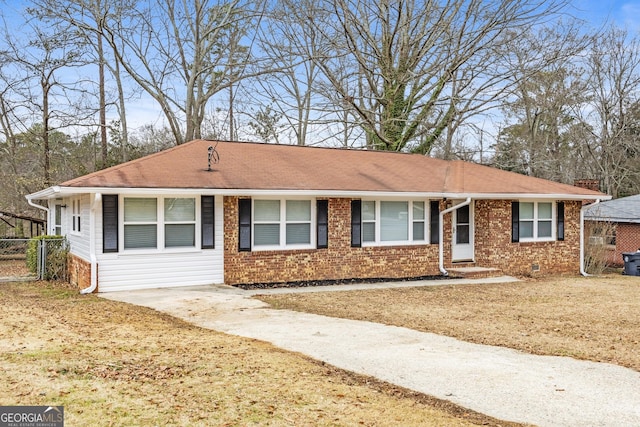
[27,235,69,280]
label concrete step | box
[447,265,503,279]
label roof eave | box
[25,186,62,201]
[27,186,610,201]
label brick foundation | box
[223,197,583,285]
[68,253,96,292]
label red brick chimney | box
[574,179,600,192]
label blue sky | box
[2,0,640,135]
[572,0,640,29]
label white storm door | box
[451,202,474,262]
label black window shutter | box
[317,200,328,249]
[201,196,215,249]
[511,201,519,243]
[238,198,251,251]
[429,201,440,244]
[102,195,118,253]
[557,201,565,241]
[351,200,361,248]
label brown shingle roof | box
[59,140,606,198]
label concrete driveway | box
[101,277,640,427]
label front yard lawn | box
[0,281,514,426]
[258,275,640,371]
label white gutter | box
[80,193,101,294]
[26,196,50,233]
[27,185,610,202]
[580,199,601,277]
[439,197,471,276]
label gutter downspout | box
[580,199,601,277]
[81,193,101,294]
[27,197,50,233]
[439,197,471,276]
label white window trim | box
[362,199,429,247]
[70,198,82,236]
[119,195,201,253]
[52,202,63,236]
[251,197,316,251]
[518,200,556,242]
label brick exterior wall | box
[68,253,95,292]
[614,223,640,265]
[474,200,582,275]
[224,196,441,285]
[223,197,583,285]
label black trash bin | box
[622,252,640,276]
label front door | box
[452,202,474,262]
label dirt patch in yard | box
[0,259,32,278]
[258,275,640,372]
[0,281,522,427]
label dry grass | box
[0,281,520,427]
[258,275,640,372]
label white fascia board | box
[25,186,611,201]
[451,193,611,201]
[25,186,62,200]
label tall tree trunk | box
[98,31,108,169]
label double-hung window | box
[71,198,81,234]
[517,201,554,241]
[123,197,197,250]
[361,200,427,245]
[164,198,196,247]
[124,198,158,249]
[253,199,313,249]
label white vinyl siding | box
[65,195,90,261]
[96,195,224,292]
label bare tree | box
[101,0,265,145]
[31,0,143,166]
[288,0,569,152]
[580,27,640,197]
[0,15,87,186]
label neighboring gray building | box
[584,195,640,266]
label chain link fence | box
[0,238,68,282]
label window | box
[124,198,158,249]
[72,198,81,233]
[253,199,313,249]
[413,201,425,241]
[362,201,376,242]
[104,196,206,253]
[286,200,311,244]
[122,196,198,250]
[254,200,280,246]
[164,198,195,247]
[53,204,62,235]
[514,201,555,242]
[381,201,408,241]
[360,200,428,245]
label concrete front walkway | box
[101,277,640,427]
